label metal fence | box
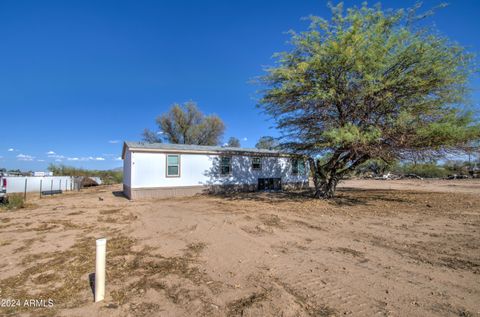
[4,176,76,194]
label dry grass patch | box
[0,234,136,315]
[226,292,268,317]
[110,240,215,315]
[184,242,207,257]
[259,214,283,228]
[67,210,85,216]
[98,213,137,224]
[13,238,37,253]
[99,208,122,215]
[0,238,13,246]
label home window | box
[220,156,231,175]
[292,158,305,175]
[298,159,306,175]
[252,157,262,170]
[292,158,299,175]
[166,154,180,177]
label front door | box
[258,178,281,191]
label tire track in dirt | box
[272,262,386,316]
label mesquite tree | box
[255,136,280,150]
[259,3,479,198]
[143,102,225,145]
[226,137,241,147]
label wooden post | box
[40,179,42,198]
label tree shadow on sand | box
[209,187,415,207]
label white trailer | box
[122,142,309,199]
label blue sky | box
[1,0,479,171]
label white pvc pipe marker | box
[95,238,107,302]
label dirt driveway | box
[0,180,479,316]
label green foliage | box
[443,160,471,175]
[1,194,25,210]
[142,129,161,143]
[48,164,123,184]
[357,158,396,175]
[259,2,480,198]
[255,136,279,150]
[143,101,225,145]
[396,163,448,178]
[322,124,381,147]
[226,137,241,147]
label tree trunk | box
[309,157,338,199]
[313,173,339,199]
[308,154,367,199]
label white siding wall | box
[127,151,308,189]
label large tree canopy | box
[143,102,225,145]
[255,136,280,150]
[226,137,241,147]
[259,3,480,198]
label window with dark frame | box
[292,158,299,175]
[252,157,262,170]
[166,154,180,177]
[220,156,231,175]
[292,158,305,175]
[298,159,306,175]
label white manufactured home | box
[122,142,309,199]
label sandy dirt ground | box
[0,179,479,317]
[341,179,480,194]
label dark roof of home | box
[122,141,287,158]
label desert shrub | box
[397,163,449,178]
[356,159,398,176]
[1,194,25,210]
[443,160,471,175]
[99,170,123,185]
[48,164,123,184]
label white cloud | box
[108,140,120,144]
[65,156,105,162]
[156,131,164,135]
[114,157,122,161]
[48,154,65,160]
[17,154,35,161]
[37,159,45,162]
[8,148,14,152]
[223,143,228,146]
[242,137,248,141]
[46,152,107,162]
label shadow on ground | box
[207,187,421,206]
[112,191,128,199]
